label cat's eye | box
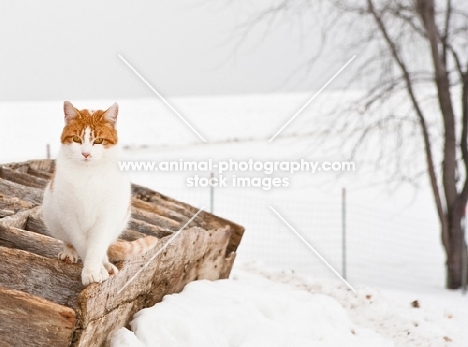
[93,138,104,145]
[72,135,82,144]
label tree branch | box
[442,0,452,68]
[367,0,449,249]
[416,0,458,224]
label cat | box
[42,101,158,286]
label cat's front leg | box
[81,222,116,285]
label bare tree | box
[238,0,468,289]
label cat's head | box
[60,101,119,163]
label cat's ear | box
[102,102,118,126]
[63,101,80,124]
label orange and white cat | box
[42,101,157,286]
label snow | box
[1,93,467,346]
[237,263,466,347]
[111,266,393,347]
[111,263,466,347]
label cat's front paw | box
[103,261,119,276]
[82,269,109,286]
[58,245,79,264]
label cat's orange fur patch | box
[61,108,117,147]
[107,236,159,262]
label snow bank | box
[111,271,391,347]
[237,263,464,347]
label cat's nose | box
[82,152,91,159]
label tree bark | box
[416,0,468,289]
[447,208,466,288]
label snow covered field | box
[112,264,393,347]
[111,263,466,347]
[1,93,467,345]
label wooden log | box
[131,205,182,230]
[131,184,244,254]
[0,246,83,307]
[0,208,32,230]
[0,287,75,347]
[119,228,150,241]
[126,218,172,238]
[0,177,43,205]
[0,209,14,217]
[27,167,54,180]
[2,161,30,173]
[25,207,48,234]
[220,251,237,279]
[0,225,63,259]
[0,166,48,189]
[27,159,56,173]
[0,194,36,214]
[5,159,55,175]
[131,196,206,227]
[131,184,207,224]
[74,301,136,347]
[209,214,244,255]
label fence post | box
[210,172,214,214]
[342,187,347,280]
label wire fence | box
[155,184,447,292]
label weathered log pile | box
[0,159,244,347]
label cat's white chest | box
[45,149,131,236]
[59,167,114,215]
[63,162,126,195]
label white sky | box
[0,0,341,101]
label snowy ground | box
[111,263,466,347]
[1,93,467,345]
[112,265,392,347]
